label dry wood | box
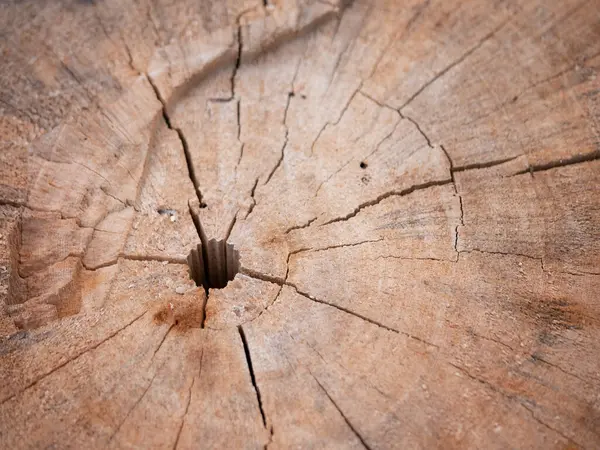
[0,0,599,448]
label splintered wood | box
[0,0,599,448]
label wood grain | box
[0,0,599,448]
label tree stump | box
[1,0,599,448]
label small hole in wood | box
[360,161,368,169]
[157,208,177,217]
[187,239,240,289]
[200,202,208,209]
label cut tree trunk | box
[1,0,599,448]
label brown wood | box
[1,0,599,448]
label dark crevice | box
[264,91,294,186]
[307,238,383,254]
[238,325,267,428]
[188,201,208,243]
[235,99,245,167]
[311,374,372,450]
[264,140,287,186]
[225,211,239,241]
[400,112,433,148]
[440,145,456,178]
[232,26,242,97]
[455,193,464,255]
[370,255,452,263]
[210,26,243,102]
[512,150,600,176]
[119,254,187,264]
[244,178,260,220]
[81,258,118,271]
[235,98,246,172]
[200,292,209,329]
[187,238,240,291]
[146,75,203,206]
[264,425,274,450]
[187,207,240,323]
[239,267,286,286]
[320,179,452,226]
[453,155,521,173]
[187,202,209,299]
[438,144,462,257]
[284,217,318,234]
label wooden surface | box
[1,0,599,448]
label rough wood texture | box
[1,0,599,448]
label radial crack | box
[151,324,174,362]
[264,91,293,186]
[400,113,433,148]
[460,248,542,263]
[310,83,363,156]
[302,238,384,254]
[239,267,286,285]
[172,376,196,450]
[513,150,600,176]
[320,179,452,226]
[371,254,453,263]
[291,285,438,348]
[284,217,318,234]
[454,155,522,173]
[106,371,159,445]
[146,75,203,205]
[520,403,582,448]
[449,358,582,449]
[530,354,596,384]
[119,254,187,264]
[437,144,462,257]
[311,374,372,450]
[238,325,268,428]
[243,178,260,220]
[399,17,513,110]
[1,310,148,404]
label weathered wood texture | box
[1,0,599,448]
